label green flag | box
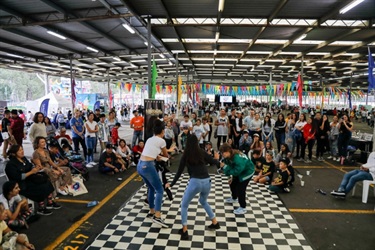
[151,60,158,99]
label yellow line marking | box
[45,172,139,250]
[294,166,327,169]
[57,199,92,204]
[323,160,348,173]
[289,208,375,214]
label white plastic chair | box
[352,180,375,203]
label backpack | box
[70,162,89,181]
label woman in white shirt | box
[116,139,133,168]
[84,113,98,165]
[215,109,229,150]
[28,112,47,143]
[137,120,174,228]
[295,114,307,161]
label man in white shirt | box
[180,115,193,132]
[243,109,255,130]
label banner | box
[144,99,164,142]
[40,98,50,117]
[94,101,100,111]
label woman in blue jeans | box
[137,120,172,228]
[84,113,98,165]
[169,135,221,240]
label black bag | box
[214,128,218,139]
[27,172,49,184]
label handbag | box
[68,175,88,196]
[1,132,9,140]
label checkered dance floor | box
[88,174,312,250]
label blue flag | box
[368,47,375,91]
[94,101,100,111]
[40,98,50,117]
[348,90,352,110]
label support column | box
[175,54,179,113]
[147,16,152,99]
[69,56,75,110]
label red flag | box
[109,88,113,109]
[71,79,76,109]
[297,73,303,107]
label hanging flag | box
[151,59,158,99]
[109,88,113,109]
[94,101,100,111]
[40,98,50,117]
[177,76,182,107]
[71,78,76,108]
[368,47,375,92]
[297,73,303,107]
[348,89,352,110]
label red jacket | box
[303,123,315,143]
[111,127,119,145]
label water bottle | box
[87,201,99,207]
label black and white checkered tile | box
[88,174,312,250]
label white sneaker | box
[58,189,69,196]
[224,197,238,203]
[90,162,98,166]
[233,207,247,215]
[86,163,94,168]
[130,162,136,167]
[332,157,336,161]
[336,158,340,162]
[327,156,333,159]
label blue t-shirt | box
[70,117,84,138]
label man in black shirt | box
[99,144,125,175]
[251,149,266,175]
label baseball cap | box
[253,133,259,137]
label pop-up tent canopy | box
[28,92,71,116]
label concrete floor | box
[1,115,374,250]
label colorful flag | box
[368,47,375,91]
[151,59,158,99]
[177,75,182,107]
[109,88,113,109]
[297,73,303,107]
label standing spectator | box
[28,112,47,143]
[327,115,340,161]
[84,113,99,165]
[171,115,180,151]
[164,121,175,150]
[233,111,244,149]
[44,117,57,141]
[111,122,121,146]
[130,110,144,147]
[193,119,206,149]
[337,115,354,165]
[202,118,210,146]
[70,109,87,160]
[243,109,255,131]
[26,111,33,125]
[203,111,213,142]
[180,115,193,132]
[295,114,307,162]
[249,113,262,139]
[261,116,273,144]
[228,109,237,141]
[106,111,118,135]
[2,110,16,159]
[215,109,229,150]
[286,113,297,154]
[10,110,25,146]
[303,117,316,163]
[239,130,252,155]
[57,111,65,129]
[274,114,286,152]
[98,114,110,152]
[169,135,221,240]
[316,114,330,161]
[18,110,26,124]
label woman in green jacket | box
[219,143,255,215]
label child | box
[205,142,214,158]
[269,158,290,193]
[193,119,205,149]
[132,140,144,165]
[111,122,121,147]
[254,151,275,184]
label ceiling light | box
[122,23,135,34]
[162,38,179,43]
[169,61,173,66]
[8,65,24,69]
[47,30,67,40]
[215,32,220,41]
[86,47,99,53]
[129,63,137,68]
[160,53,165,58]
[214,49,217,55]
[113,57,121,61]
[6,53,24,58]
[339,0,364,14]
[218,0,225,12]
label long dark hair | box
[219,143,241,160]
[7,144,22,159]
[183,135,205,166]
[263,116,271,127]
[2,181,17,200]
[33,112,44,123]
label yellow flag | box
[177,75,182,107]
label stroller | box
[47,137,90,181]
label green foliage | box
[0,68,45,102]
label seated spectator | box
[262,141,275,158]
[55,127,73,145]
[254,151,276,184]
[331,152,375,197]
[44,117,57,141]
[0,181,33,230]
[62,144,83,162]
[269,158,290,193]
[111,122,121,147]
[250,149,266,175]
[275,143,293,166]
[48,143,69,167]
[132,140,144,165]
[0,203,35,250]
[226,138,234,148]
[99,144,126,175]
[32,136,72,196]
[205,142,214,158]
[239,130,252,154]
[5,145,56,216]
[116,139,135,168]
[250,133,264,152]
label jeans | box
[338,170,373,193]
[73,136,87,159]
[132,130,143,147]
[181,177,215,226]
[85,136,96,163]
[262,133,273,144]
[137,160,163,211]
[330,136,339,157]
[306,139,315,160]
[269,185,285,193]
[296,138,305,159]
[230,177,250,208]
[286,134,295,155]
[338,133,351,157]
[275,132,285,152]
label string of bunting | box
[115,82,365,99]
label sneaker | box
[330,190,346,197]
[130,162,136,167]
[143,199,149,206]
[233,207,247,215]
[284,187,291,193]
[152,216,169,228]
[305,159,312,163]
[224,197,238,204]
[57,189,69,196]
[90,162,98,166]
[180,229,189,240]
[318,157,324,161]
[336,158,340,162]
[37,208,53,216]
[86,163,94,168]
[327,156,333,159]
[46,202,61,210]
[146,213,154,219]
[207,222,221,230]
[332,157,337,161]
[297,158,304,162]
